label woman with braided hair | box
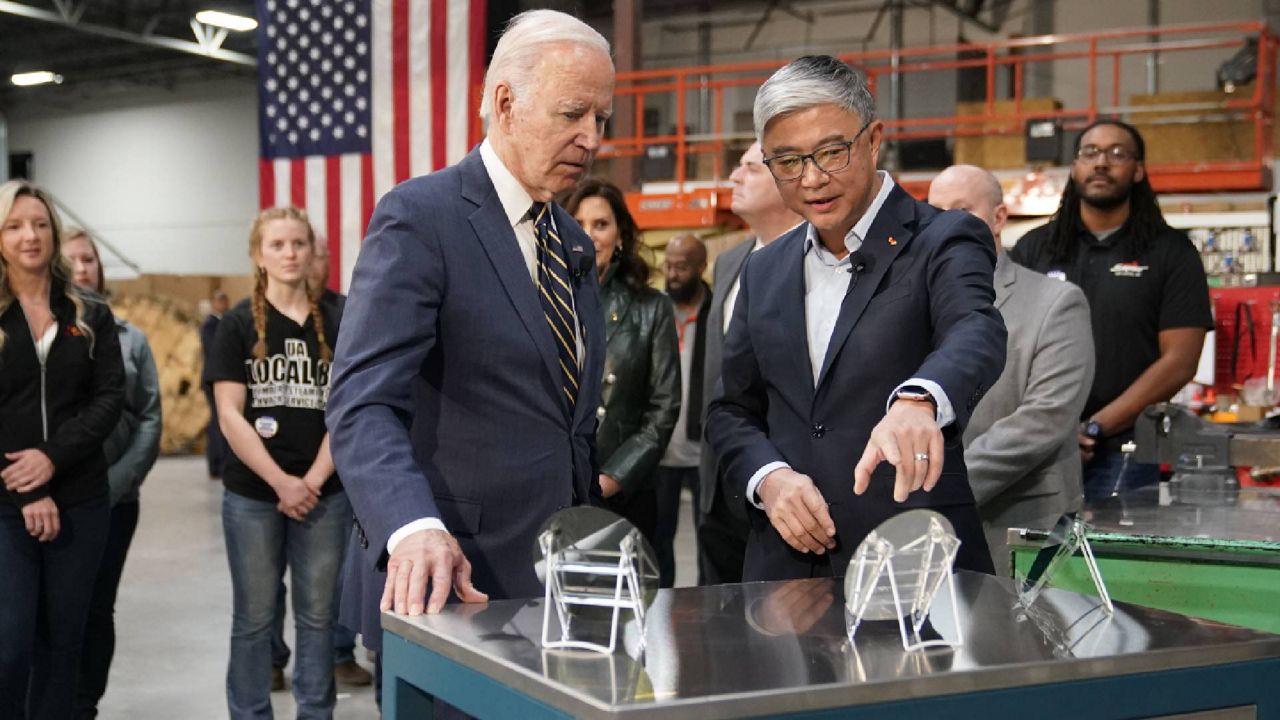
[207,206,349,719]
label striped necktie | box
[531,202,579,415]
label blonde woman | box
[61,228,162,717]
[0,180,125,718]
[208,207,348,719]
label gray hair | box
[479,10,612,123]
[753,55,876,140]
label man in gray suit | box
[929,164,1095,570]
[697,141,801,584]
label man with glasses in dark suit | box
[706,55,1006,582]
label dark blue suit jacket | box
[705,184,1006,581]
[326,148,606,648]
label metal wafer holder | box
[844,509,965,653]
[534,507,658,655]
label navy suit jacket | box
[705,184,1006,581]
[326,148,606,648]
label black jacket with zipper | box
[1,282,125,508]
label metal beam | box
[0,0,256,67]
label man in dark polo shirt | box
[1010,119,1212,501]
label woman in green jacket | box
[566,179,681,544]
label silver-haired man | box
[328,10,614,653]
[705,56,1006,581]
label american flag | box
[256,0,488,291]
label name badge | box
[255,416,279,439]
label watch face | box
[897,391,930,402]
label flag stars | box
[259,0,369,155]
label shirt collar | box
[479,138,536,228]
[804,171,895,261]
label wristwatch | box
[1083,420,1103,439]
[894,387,937,417]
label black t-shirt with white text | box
[1010,220,1212,449]
[208,297,343,501]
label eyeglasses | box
[1076,144,1138,163]
[763,119,873,182]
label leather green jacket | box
[595,268,681,501]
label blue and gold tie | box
[531,202,579,414]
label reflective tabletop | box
[382,572,1280,719]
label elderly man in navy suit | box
[326,9,613,650]
[706,56,1007,581]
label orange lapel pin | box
[887,236,897,246]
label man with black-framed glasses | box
[705,55,1006,582]
[1009,119,1212,502]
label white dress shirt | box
[744,172,955,508]
[388,140,581,553]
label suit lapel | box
[994,254,1016,310]
[461,151,562,396]
[773,231,815,398]
[554,203,603,432]
[716,239,753,318]
[814,185,914,391]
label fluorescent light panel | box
[195,10,258,32]
[11,71,63,86]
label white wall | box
[7,79,259,277]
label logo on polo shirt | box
[1110,261,1148,278]
[1047,270,1067,282]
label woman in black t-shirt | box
[209,207,348,719]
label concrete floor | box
[96,456,700,719]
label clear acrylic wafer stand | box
[844,509,965,653]
[1015,513,1114,616]
[535,508,658,655]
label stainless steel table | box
[1010,484,1280,633]
[380,571,1280,719]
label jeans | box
[222,490,352,720]
[654,466,700,588]
[76,500,140,718]
[1083,448,1161,503]
[0,494,110,720]
[272,561,360,668]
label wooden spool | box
[110,295,210,455]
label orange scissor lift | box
[601,20,1277,231]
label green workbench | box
[1009,484,1280,634]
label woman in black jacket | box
[0,180,125,719]
[565,178,681,543]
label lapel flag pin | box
[887,236,897,246]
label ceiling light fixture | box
[194,10,258,32]
[11,71,63,87]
